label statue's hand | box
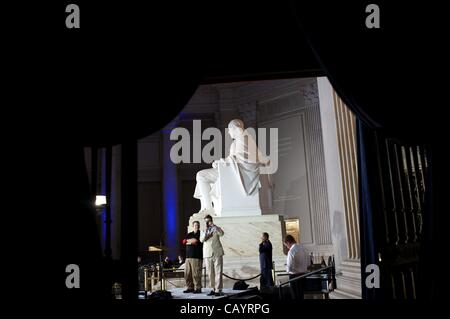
[212,158,226,168]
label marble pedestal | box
[188,213,287,288]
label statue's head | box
[227,119,244,139]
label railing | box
[277,266,332,287]
[162,267,262,287]
[275,266,336,299]
[222,273,261,281]
[141,266,209,292]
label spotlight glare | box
[95,195,107,207]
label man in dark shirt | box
[182,220,203,293]
[259,232,274,288]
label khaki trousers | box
[185,258,203,290]
[205,255,223,292]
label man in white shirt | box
[283,235,308,274]
[283,235,308,299]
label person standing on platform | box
[200,214,225,296]
[259,232,274,288]
[182,221,203,293]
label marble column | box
[303,83,333,246]
[333,88,360,260]
[318,77,361,299]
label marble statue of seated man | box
[193,119,269,215]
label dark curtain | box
[418,144,444,299]
[7,2,204,301]
[356,120,378,300]
[289,0,441,139]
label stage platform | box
[139,288,255,300]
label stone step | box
[336,260,361,280]
[333,259,362,299]
[335,280,362,297]
[340,260,362,270]
[338,269,361,280]
[330,288,361,299]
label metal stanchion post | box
[144,268,152,298]
[156,264,161,290]
[151,269,156,288]
[143,268,148,298]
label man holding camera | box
[200,214,225,296]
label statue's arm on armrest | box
[213,140,236,169]
[212,156,235,169]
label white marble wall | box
[258,113,313,242]
[317,77,349,267]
